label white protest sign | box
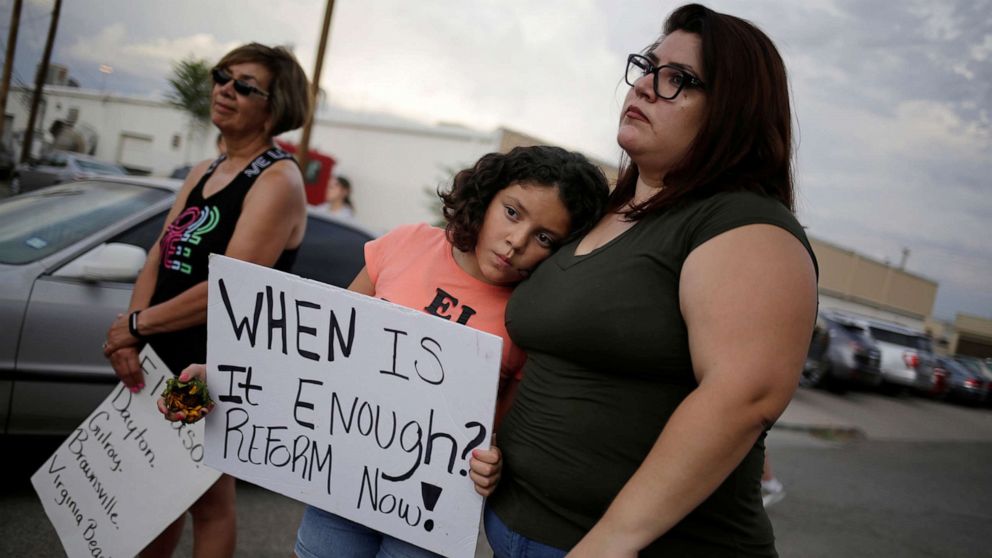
[31,346,222,558]
[204,255,502,558]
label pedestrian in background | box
[761,455,786,507]
[323,174,355,219]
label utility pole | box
[20,0,61,163]
[0,0,24,142]
[297,0,336,175]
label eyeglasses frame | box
[625,53,705,100]
[211,67,271,100]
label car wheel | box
[878,381,907,396]
[824,369,848,394]
[10,174,21,194]
[802,360,828,388]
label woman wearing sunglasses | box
[484,4,818,557]
[102,43,311,558]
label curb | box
[772,422,867,442]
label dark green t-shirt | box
[489,191,817,557]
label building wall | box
[809,237,937,321]
[950,314,992,357]
[7,85,216,174]
[302,116,496,233]
[818,294,928,331]
[6,86,500,232]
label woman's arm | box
[105,162,211,388]
[347,267,375,296]
[568,224,817,557]
[222,160,307,266]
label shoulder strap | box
[242,147,298,178]
[205,154,227,174]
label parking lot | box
[3,384,991,557]
[780,383,992,442]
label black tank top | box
[148,147,299,374]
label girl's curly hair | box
[440,145,610,252]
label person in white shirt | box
[323,174,354,219]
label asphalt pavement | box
[5,387,991,557]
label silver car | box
[9,150,128,194]
[866,321,937,392]
[0,177,374,436]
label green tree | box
[166,57,212,124]
[166,57,213,163]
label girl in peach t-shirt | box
[295,146,609,558]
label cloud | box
[64,23,238,78]
[973,33,992,61]
[314,0,624,158]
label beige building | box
[809,237,937,329]
[810,237,992,357]
[949,314,992,358]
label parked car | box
[803,311,883,391]
[954,356,992,404]
[953,355,992,380]
[169,163,193,179]
[933,356,989,405]
[9,150,127,194]
[0,176,375,436]
[865,319,937,393]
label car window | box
[109,210,169,251]
[293,217,372,288]
[0,181,170,264]
[869,326,924,350]
[955,358,980,374]
[841,324,867,336]
[941,359,971,378]
[42,153,67,167]
[955,357,992,379]
[75,158,127,175]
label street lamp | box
[99,64,113,92]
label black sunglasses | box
[211,67,270,99]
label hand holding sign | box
[467,444,502,497]
[157,364,214,423]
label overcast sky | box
[2,0,989,321]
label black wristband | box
[128,310,145,340]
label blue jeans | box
[294,505,442,558]
[484,505,567,558]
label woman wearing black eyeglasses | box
[485,4,818,558]
[102,43,311,558]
